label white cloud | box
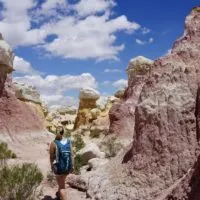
[0,0,47,47]
[0,0,141,61]
[135,37,154,45]
[14,73,98,108]
[42,14,140,60]
[141,27,151,35]
[73,0,116,17]
[166,48,172,55]
[13,56,40,75]
[104,68,122,73]
[41,95,78,110]
[41,0,66,11]
[135,38,146,45]
[112,79,127,89]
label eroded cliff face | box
[109,56,153,143]
[126,7,200,199]
[82,8,200,200]
[0,35,46,143]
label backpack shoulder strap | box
[54,140,60,163]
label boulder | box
[114,89,126,99]
[127,56,153,78]
[14,82,41,104]
[79,88,100,100]
[0,33,14,73]
[66,174,87,192]
[77,142,105,165]
[74,88,100,130]
[88,158,109,170]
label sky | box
[0,0,199,109]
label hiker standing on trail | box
[49,126,74,200]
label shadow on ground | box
[41,195,57,200]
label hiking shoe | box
[56,191,60,200]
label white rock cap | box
[127,56,153,70]
[79,88,100,100]
[0,33,14,71]
[14,82,41,104]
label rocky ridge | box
[0,34,47,143]
[109,56,153,145]
[76,7,200,200]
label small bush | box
[11,153,17,159]
[89,129,101,138]
[0,142,17,160]
[74,154,84,174]
[0,163,43,200]
[101,137,123,158]
[72,134,85,152]
[65,129,71,138]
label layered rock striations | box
[82,8,200,200]
[109,56,153,143]
[0,35,46,143]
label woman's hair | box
[56,126,65,135]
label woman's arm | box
[70,142,75,172]
[49,142,55,170]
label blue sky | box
[0,0,199,109]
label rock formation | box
[79,7,200,200]
[109,56,153,144]
[46,107,77,133]
[0,34,46,143]
[74,88,100,130]
[14,82,47,122]
[114,88,126,99]
[74,88,119,137]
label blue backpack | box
[54,138,72,174]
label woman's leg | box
[56,175,67,200]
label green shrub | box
[65,129,71,138]
[0,163,43,200]
[11,153,17,159]
[89,129,101,138]
[72,134,85,152]
[0,142,17,160]
[74,154,84,174]
[101,137,123,158]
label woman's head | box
[56,126,65,137]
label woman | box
[49,126,74,200]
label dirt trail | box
[39,181,86,200]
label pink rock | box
[109,56,153,142]
[0,35,45,143]
[84,8,200,200]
